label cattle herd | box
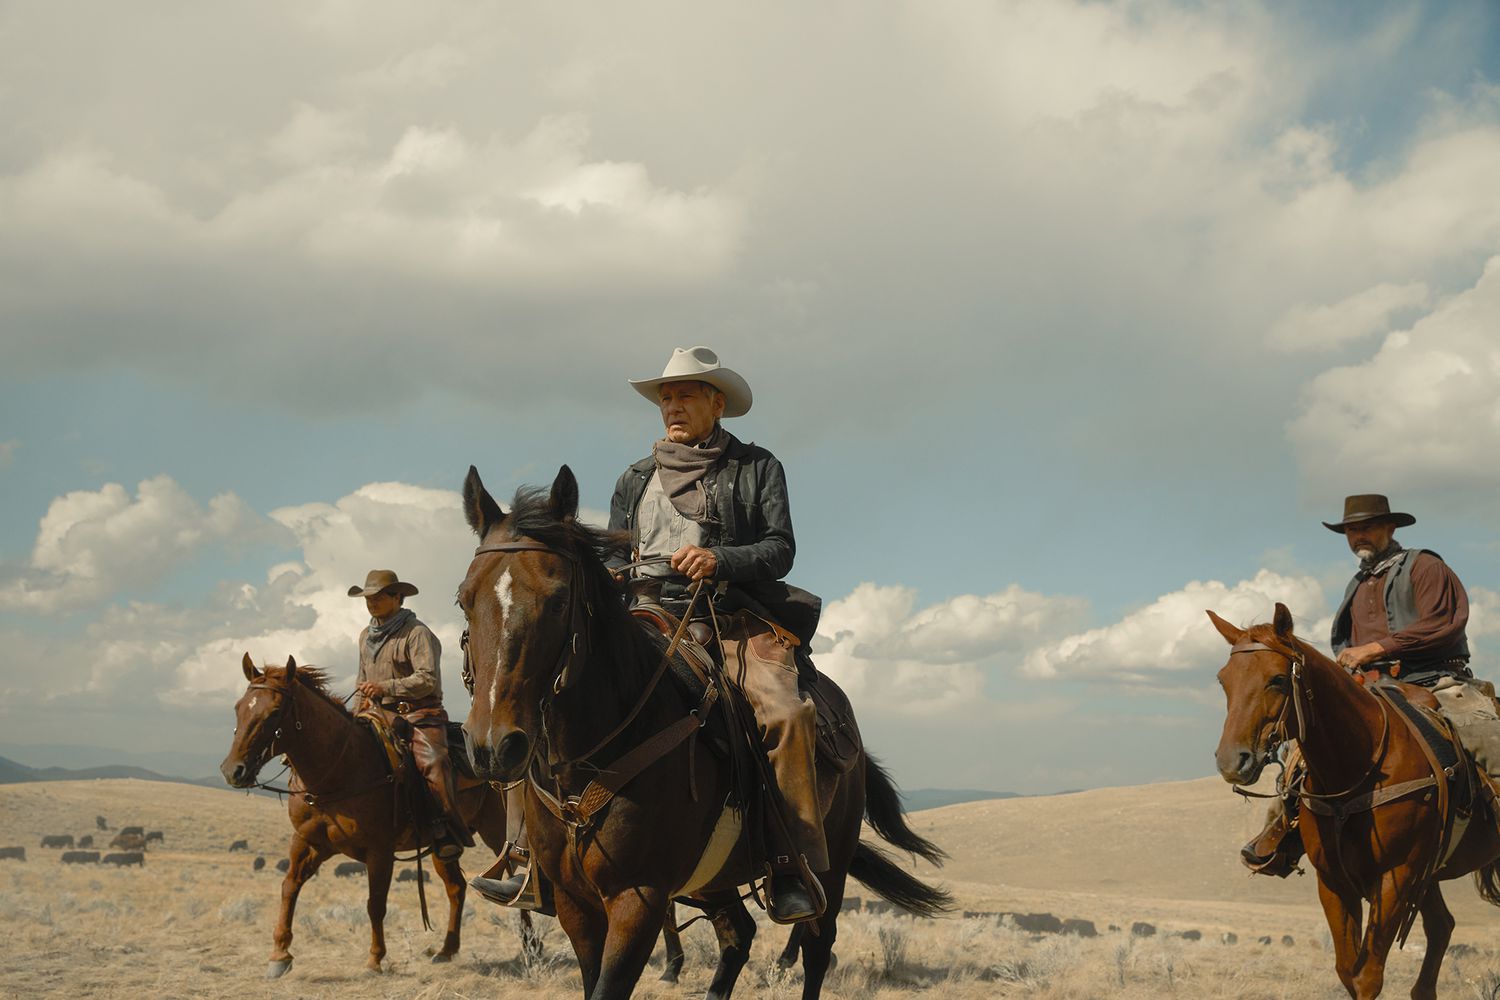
[3,816,162,869]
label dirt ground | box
[2,778,1499,999]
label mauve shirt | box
[1348,551,1469,661]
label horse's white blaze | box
[249,696,258,710]
[487,569,514,742]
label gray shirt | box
[635,469,702,578]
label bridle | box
[236,676,372,804]
[1227,638,1392,806]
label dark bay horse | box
[1211,603,1500,999]
[221,654,524,977]
[457,465,950,1000]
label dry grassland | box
[3,777,1500,999]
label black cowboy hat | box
[1322,494,1416,534]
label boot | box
[1240,800,1304,877]
[767,870,822,924]
[470,868,555,916]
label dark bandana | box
[652,426,728,523]
[1359,541,1405,577]
[365,607,415,661]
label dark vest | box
[1329,548,1470,666]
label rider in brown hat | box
[1242,494,1473,876]
[350,569,474,859]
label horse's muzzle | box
[1216,745,1264,785]
[465,727,531,782]
[220,756,256,789]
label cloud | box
[814,582,1088,716]
[1268,281,1430,352]
[1288,255,1500,500]
[0,475,288,614]
[1021,569,1327,682]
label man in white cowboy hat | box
[472,346,827,923]
[350,569,474,859]
[1241,494,1473,877]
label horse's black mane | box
[504,485,670,698]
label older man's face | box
[1345,519,1397,562]
[658,381,724,445]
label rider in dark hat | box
[1242,494,1473,876]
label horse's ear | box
[463,465,506,538]
[1273,603,1295,640]
[1205,610,1243,646]
[549,464,579,519]
[242,652,260,681]
[285,655,298,682]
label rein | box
[242,681,393,805]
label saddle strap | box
[1301,775,1436,817]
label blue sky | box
[3,1,1500,792]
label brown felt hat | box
[347,569,419,598]
[1322,494,1416,534]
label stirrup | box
[764,855,826,925]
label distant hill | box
[0,754,186,785]
[902,787,1020,812]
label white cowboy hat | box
[628,346,752,417]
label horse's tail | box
[1475,859,1500,907]
[848,841,953,917]
[863,752,948,866]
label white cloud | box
[1021,569,1327,682]
[0,475,287,613]
[1268,281,1430,352]
[1288,255,1500,499]
[815,582,1087,716]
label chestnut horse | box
[1211,603,1500,999]
[221,654,528,977]
[457,465,950,1000]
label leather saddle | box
[355,706,412,782]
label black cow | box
[275,858,290,873]
[396,868,428,883]
[334,861,367,878]
[0,846,26,861]
[96,816,108,831]
[1131,922,1157,938]
[40,835,73,849]
[110,833,146,851]
[61,851,100,864]
[102,852,144,867]
[1062,918,1099,938]
[77,835,94,849]
[144,831,164,844]
[119,826,144,838]
[228,839,249,852]
[253,856,266,871]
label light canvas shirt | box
[357,615,443,702]
[635,469,703,578]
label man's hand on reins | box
[671,544,718,581]
[356,681,385,700]
[1336,642,1386,672]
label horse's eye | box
[1267,675,1288,692]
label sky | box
[3,1,1500,793]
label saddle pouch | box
[356,707,412,782]
[806,671,863,775]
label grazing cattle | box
[275,858,290,873]
[102,852,144,867]
[119,826,144,838]
[1281,935,1295,947]
[110,833,146,851]
[1177,929,1202,941]
[1258,935,1273,945]
[963,911,999,920]
[1221,932,1238,945]
[253,856,266,871]
[40,835,73,849]
[863,899,894,915]
[77,835,94,849]
[144,831,164,844]
[61,851,101,865]
[396,868,427,883]
[96,816,108,831]
[333,861,367,878]
[1062,918,1098,938]
[0,847,27,861]
[1005,912,1063,935]
[1131,922,1157,938]
[844,896,862,913]
[228,839,249,852]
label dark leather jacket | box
[609,431,819,642]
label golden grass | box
[2,778,1499,998]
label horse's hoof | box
[430,952,453,964]
[659,963,681,984]
[265,959,292,980]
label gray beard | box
[1358,541,1403,572]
